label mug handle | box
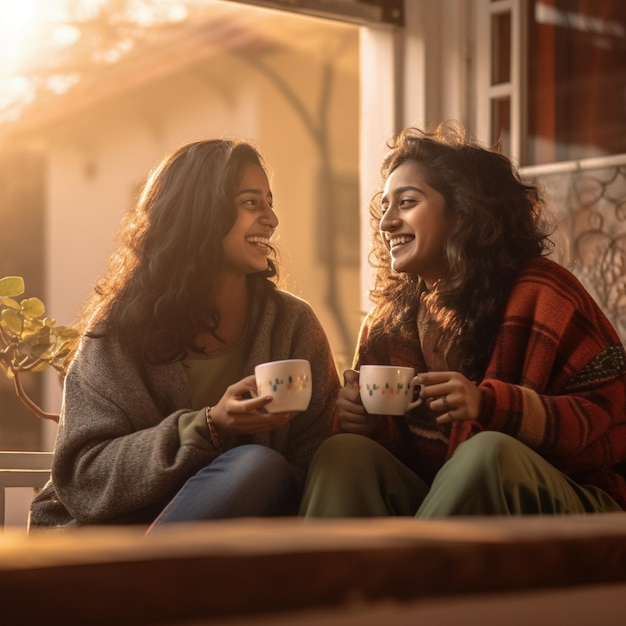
[406,377,422,410]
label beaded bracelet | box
[205,405,221,451]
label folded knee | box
[311,433,380,467]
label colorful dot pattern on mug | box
[267,374,310,392]
[364,382,409,397]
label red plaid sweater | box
[351,257,626,509]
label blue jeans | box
[150,445,300,528]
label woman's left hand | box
[416,371,483,424]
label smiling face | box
[221,162,278,277]
[380,160,451,289]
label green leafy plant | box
[0,276,78,422]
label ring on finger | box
[442,395,450,412]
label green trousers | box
[299,431,623,517]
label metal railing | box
[0,451,51,529]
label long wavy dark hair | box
[74,138,280,364]
[367,123,553,380]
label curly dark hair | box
[75,138,280,363]
[367,123,554,380]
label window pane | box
[491,12,511,85]
[491,97,511,154]
[526,0,626,164]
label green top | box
[177,332,249,450]
[183,335,248,409]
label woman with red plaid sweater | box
[299,123,626,517]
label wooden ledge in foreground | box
[1,514,626,625]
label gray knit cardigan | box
[28,290,340,528]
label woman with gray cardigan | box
[28,139,340,530]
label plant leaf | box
[18,341,50,359]
[0,296,21,310]
[1,309,23,335]
[0,276,25,298]
[21,297,45,319]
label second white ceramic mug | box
[359,365,421,416]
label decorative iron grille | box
[523,156,626,343]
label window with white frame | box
[476,0,626,166]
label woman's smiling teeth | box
[388,234,414,249]
[247,235,271,248]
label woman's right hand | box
[210,375,297,436]
[337,369,380,436]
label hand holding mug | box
[416,370,483,424]
[209,375,295,436]
[337,369,380,436]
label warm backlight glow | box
[0,0,189,110]
[0,0,88,115]
[0,0,88,74]
[0,1,49,72]
[0,0,66,114]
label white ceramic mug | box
[254,359,312,414]
[359,365,421,416]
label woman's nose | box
[263,204,279,228]
[380,206,396,232]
